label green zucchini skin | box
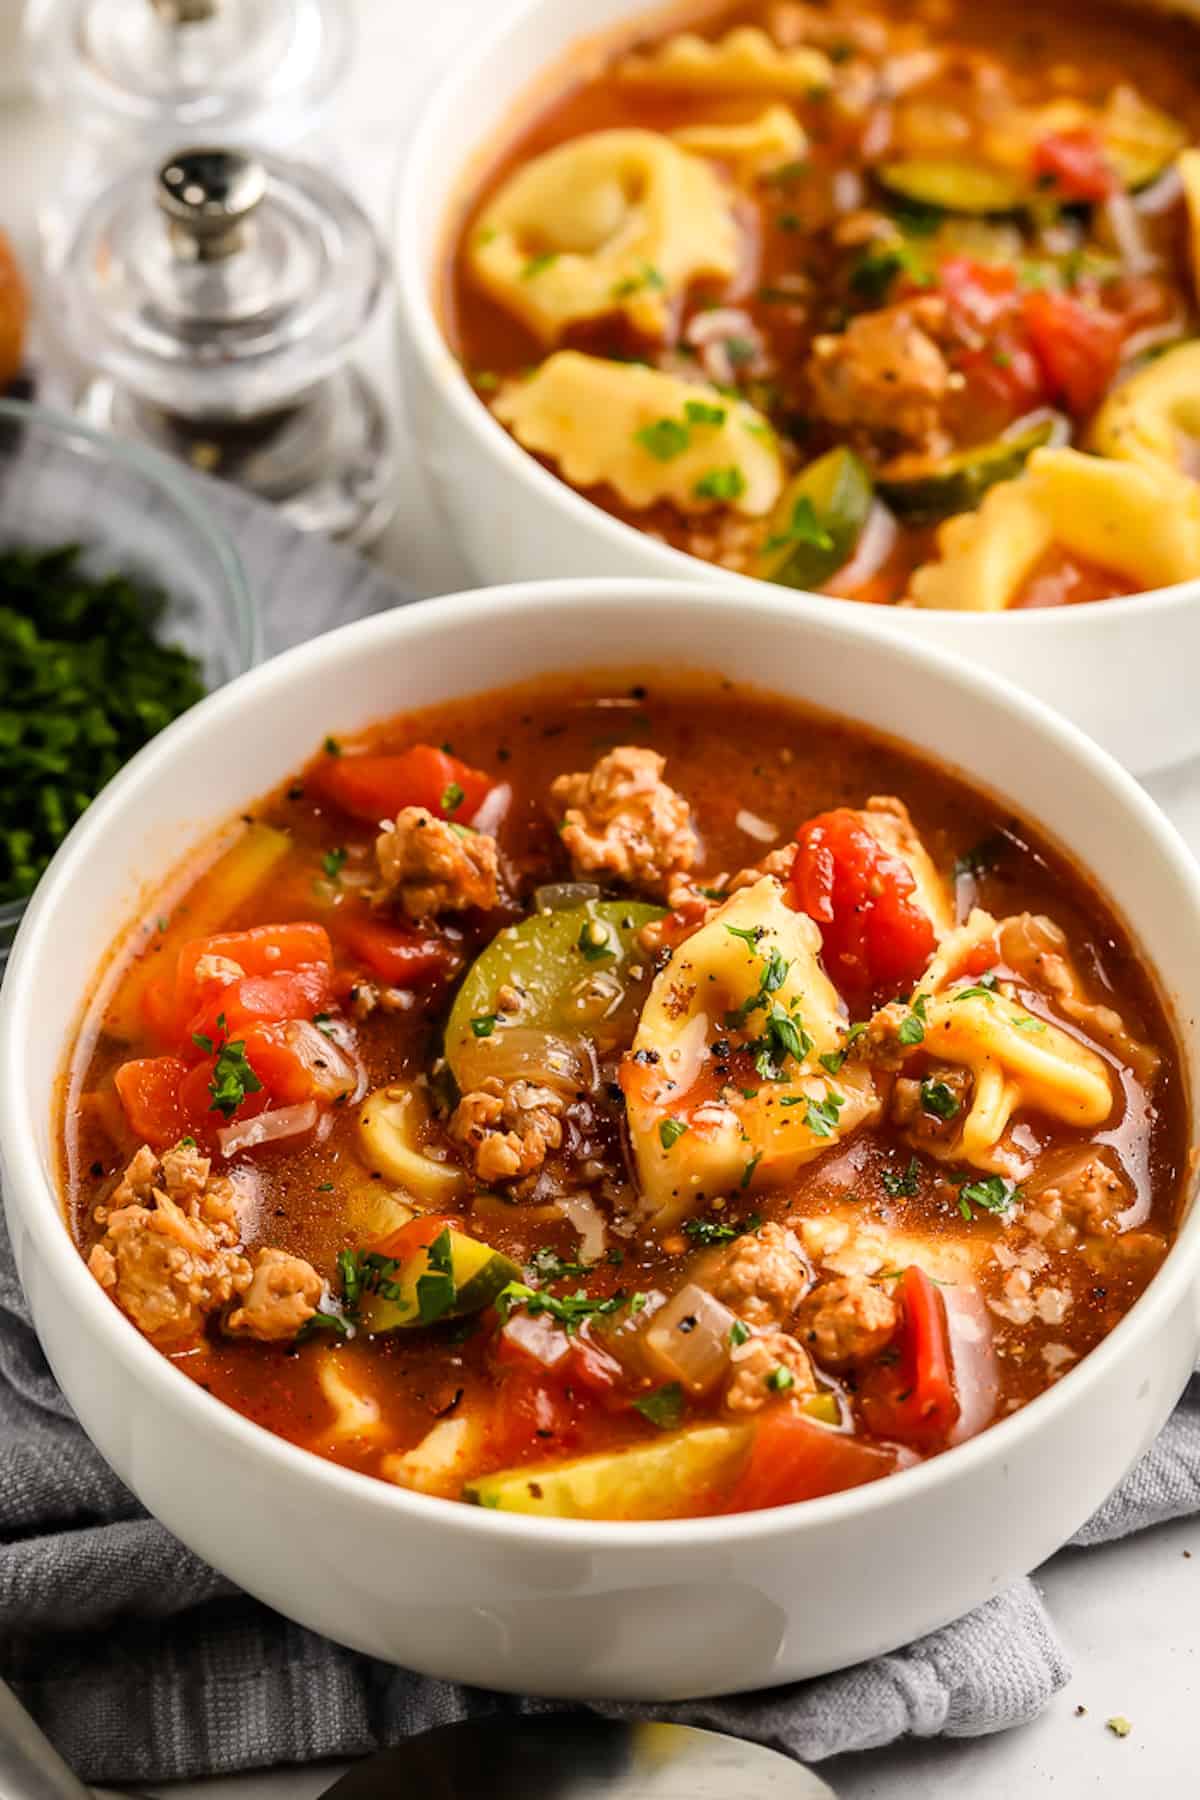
[877,416,1064,524]
[756,447,874,590]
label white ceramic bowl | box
[2,580,1199,1698]
[395,0,1200,778]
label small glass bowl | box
[0,398,259,961]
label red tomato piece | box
[113,1056,188,1150]
[487,1368,590,1467]
[789,808,937,1005]
[187,965,331,1048]
[937,256,1019,331]
[310,745,492,825]
[174,923,333,1036]
[1032,128,1115,203]
[1021,289,1125,418]
[952,336,1048,427]
[336,915,457,987]
[177,1054,270,1146]
[860,1265,960,1448]
[373,1215,460,1261]
[722,1407,899,1513]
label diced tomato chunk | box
[174,923,332,1031]
[937,256,1018,331]
[1021,289,1125,418]
[789,808,937,1005]
[186,966,332,1048]
[1032,128,1115,203]
[860,1265,960,1449]
[373,1215,460,1261]
[336,914,457,987]
[310,745,492,826]
[113,1056,188,1150]
[176,1054,270,1146]
[487,1368,593,1467]
[722,1407,898,1513]
[952,336,1048,426]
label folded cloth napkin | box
[3,480,1199,1783]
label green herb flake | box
[1012,1014,1048,1033]
[441,780,465,815]
[577,918,614,962]
[635,417,692,461]
[496,1281,634,1335]
[297,1310,351,1342]
[803,1089,845,1138]
[764,493,834,557]
[956,1173,1021,1219]
[881,1155,921,1199]
[897,994,928,1046]
[612,262,665,299]
[634,1382,685,1430]
[740,1151,762,1189]
[920,1078,961,1120]
[521,251,559,280]
[682,1212,760,1247]
[694,466,747,502]
[528,1246,591,1283]
[470,1013,500,1038]
[416,1227,457,1326]
[684,399,727,425]
[321,846,347,880]
[729,1319,750,1347]
[659,1116,688,1150]
[954,972,999,1002]
[766,1365,796,1393]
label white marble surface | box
[3,1,1199,1793]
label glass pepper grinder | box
[53,145,395,545]
[24,0,353,261]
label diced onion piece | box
[219,1100,319,1156]
[282,1019,365,1103]
[501,1309,572,1369]
[1099,188,1156,274]
[598,1289,668,1376]
[469,781,512,837]
[533,881,603,912]
[642,1283,737,1394]
[560,1193,608,1264]
[823,499,898,597]
[735,808,778,843]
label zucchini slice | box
[444,899,663,1089]
[878,159,1029,215]
[464,1423,753,1518]
[878,414,1065,524]
[755,447,873,589]
[359,1225,520,1334]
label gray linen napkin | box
[0,477,1190,1782]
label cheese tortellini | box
[623,878,878,1228]
[907,447,1200,610]
[492,352,785,516]
[618,26,832,97]
[878,908,1114,1176]
[1091,340,1200,484]
[467,129,738,345]
[671,105,808,183]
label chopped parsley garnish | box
[321,846,348,880]
[1012,1014,1047,1033]
[496,1282,634,1335]
[684,399,727,425]
[753,1001,813,1079]
[527,1246,591,1283]
[955,1173,1021,1219]
[694,466,747,502]
[766,1365,795,1393]
[881,1155,921,1198]
[470,1013,499,1038]
[635,417,692,461]
[611,262,665,299]
[682,1212,760,1247]
[441,780,465,815]
[297,1311,351,1342]
[521,251,559,280]
[415,1227,457,1326]
[726,923,765,949]
[194,1013,264,1118]
[897,994,928,1046]
[729,1319,750,1347]
[954,972,998,1002]
[338,1248,407,1311]
[920,1078,961,1120]
[577,918,614,961]
[0,544,206,904]
[634,1382,684,1429]
[659,1116,688,1150]
[764,494,834,557]
[802,1088,844,1138]
[740,1151,762,1189]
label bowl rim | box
[393,0,1200,627]
[0,395,260,933]
[3,575,1200,1551]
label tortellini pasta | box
[623,877,878,1227]
[879,907,1115,1176]
[907,447,1200,610]
[671,105,808,183]
[618,26,832,97]
[492,352,784,516]
[467,129,738,345]
[1090,340,1200,483]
